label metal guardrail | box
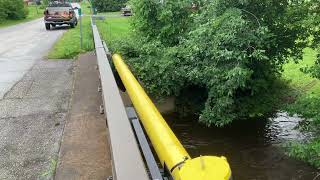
[91,20,149,180]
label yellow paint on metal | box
[177,156,232,180]
[112,54,231,180]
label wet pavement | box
[0,18,65,98]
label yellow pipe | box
[113,54,231,180]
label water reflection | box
[164,112,319,180]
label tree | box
[0,0,8,21]
[0,0,28,20]
[114,0,320,126]
[300,0,320,78]
[91,0,128,12]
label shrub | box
[115,0,320,126]
[0,0,28,20]
[91,0,128,12]
[0,0,8,21]
[286,139,320,168]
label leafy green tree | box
[299,0,320,78]
[0,0,28,20]
[0,0,8,21]
[91,0,128,12]
[115,0,320,126]
[42,0,48,5]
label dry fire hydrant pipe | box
[112,54,232,180]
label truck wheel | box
[45,23,50,30]
[70,22,75,28]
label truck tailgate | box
[47,7,71,19]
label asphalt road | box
[0,18,65,98]
[0,19,74,179]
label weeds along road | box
[0,19,74,179]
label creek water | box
[164,112,319,180]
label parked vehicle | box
[121,5,132,16]
[43,2,78,30]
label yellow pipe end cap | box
[179,156,231,180]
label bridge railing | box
[91,20,149,180]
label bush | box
[0,0,28,20]
[286,95,320,132]
[286,139,320,168]
[300,1,320,78]
[91,0,128,12]
[0,0,8,21]
[113,0,320,127]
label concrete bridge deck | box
[55,52,112,180]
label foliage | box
[0,1,8,21]
[131,0,192,46]
[48,16,94,59]
[0,5,42,28]
[299,0,320,78]
[43,0,49,6]
[0,0,28,21]
[287,96,320,130]
[96,14,130,44]
[281,44,320,169]
[40,0,49,9]
[282,48,320,131]
[286,139,320,168]
[111,0,320,126]
[91,0,128,12]
[47,1,94,59]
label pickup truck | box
[44,2,78,30]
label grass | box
[282,48,320,96]
[47,16,94,59]
[39,158,58,178]
[47,1,94,59]
[81,1,92,15]
[99,11,123,17]
[281,48,320,168]
[96,13,131,44]
[282,48,320,123]
[47,0,130,59]
[0,5,43,28]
